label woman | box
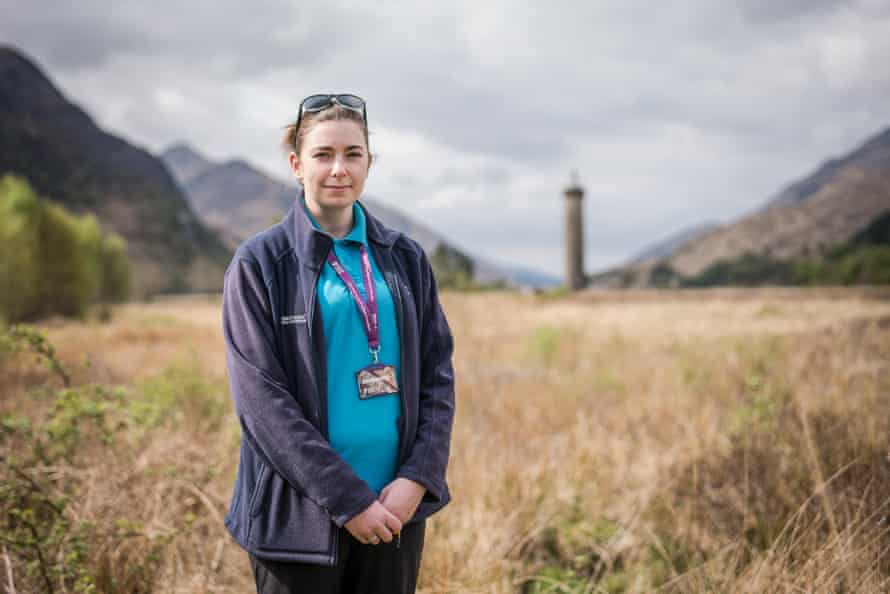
[221,93,456,594]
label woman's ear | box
[288,151,302,182]
[367,152,374,170]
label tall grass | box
[1,288,889,592]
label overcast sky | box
[4,0,890,276]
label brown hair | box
[281,104,371,158]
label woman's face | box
[290,119,371,215]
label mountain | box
[0,46,230,296]
[765,128,890,209]
[162,144,292,249]
[161,144,552,287]
[644,126,890,280]
[630,221,721,263]
[495,264,561,289]
[161,143,213,187]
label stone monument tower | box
[564,172,585,290]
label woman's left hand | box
[378,478,427,524]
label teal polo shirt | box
[304,200,402,494]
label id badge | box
[356,364,399,399]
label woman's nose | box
[331,156,346,176]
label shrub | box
[0,325,160,593]
[683,252,796,287]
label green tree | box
[98,233,131,303]
[430,243,475,289]
[0,174,132,322]
[38,200,93,317]
[0,175,43,321]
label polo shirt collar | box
[302,197,367,246]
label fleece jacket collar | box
[283,187,400,271]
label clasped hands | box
[343,478,426,546]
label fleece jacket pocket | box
[247,465,335,557]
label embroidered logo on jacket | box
[280,314,306,325]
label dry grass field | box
[2,287,890,593]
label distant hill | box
[630,221,721,263]
[0,46,230,296]
[764,128,890,209]
[162,143,213,188]
[162,144,292,249]
[678,210,890,288]
[161,144,554,288]
[626,126,890,285]
[499,265,561,289]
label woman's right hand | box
[344,501,402,545]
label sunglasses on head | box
[295,93,367,131]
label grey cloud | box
[5,20,146,70]
[363,1,890,168]
[1,0,348,76]
[9,0,888,163]
[433,165,512,188]
[738,0,856,25]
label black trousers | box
[249,520,426,594]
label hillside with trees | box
[0,47,230,296]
